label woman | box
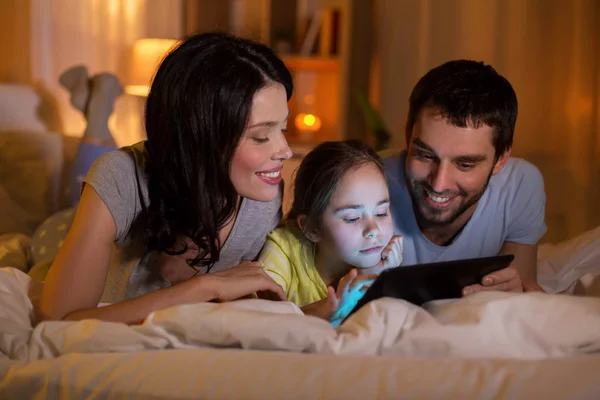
[38,32,293,324]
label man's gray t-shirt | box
[83,141,283,303]
[383,151,547,266]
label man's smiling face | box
[404,107,509,228]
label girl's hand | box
[301,269,375,323]
[362,235,403,275]
[329,269,377,323]
[198,261,287,302]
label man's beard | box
[406,171,492,228]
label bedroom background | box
[0,0,599,245]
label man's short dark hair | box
[407,60,518,156]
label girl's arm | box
[38,186,284,325]
[301,294,337,320]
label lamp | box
[294,113,322,132]
[125,38,179,97]
[293,94,321,139]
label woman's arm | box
[38,186,209,324]
[38,186,284,325]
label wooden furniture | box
[183,0,374,146]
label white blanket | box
[2,267,599,362]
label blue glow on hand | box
[330,288,367,327]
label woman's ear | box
[297,214,320,243]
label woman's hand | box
[198,261,287,302]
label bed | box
[1,254,600,399]
[2,349,600,399]
[2,85,600,399]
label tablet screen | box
[345,254,515,320]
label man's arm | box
[500,241,544,292]
[463,160,547,295]
[500,242,536,282]
[462,241,543,296]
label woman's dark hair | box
[407,60,517,157]
[286,139,385,236]
[144,32,293,271]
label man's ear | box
[404,121,412,148]
[297,214,320,243]
[492,148,512,175]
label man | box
[383,60,546,295]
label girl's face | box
[316,163,394,269]
[230,83,292,202]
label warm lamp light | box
[126,38,179,97]
[294,113,322,132]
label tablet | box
[345,254,515,320]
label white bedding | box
[2,225,600,398]
[2,348,600,399]
[1,267,600,399]
[1,266,600,361]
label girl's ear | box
[297,214,320,243]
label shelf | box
[281,55,340,72]
[184,0,373,142]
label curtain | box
[29,0,183,146]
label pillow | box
[0,130,65,235]
[30,207,75,266]
[0,84,49,132]
[538,225,600,295]
[0,233,31,272]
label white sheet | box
[2,267,600,362]
[2,226,600,399]
[2,349,600,399]
[538,225,600,294]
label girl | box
[259,140,403,325]
[38,32,293,324]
